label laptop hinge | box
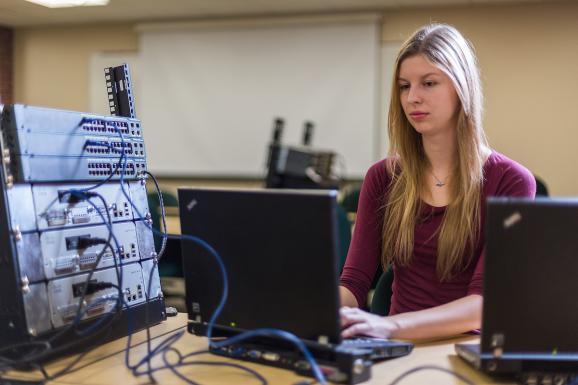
[317,335,330,345]
[491,333,505,358]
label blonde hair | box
[382,23,488,280]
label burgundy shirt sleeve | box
[467,155,537,296]
[339,161,389,307]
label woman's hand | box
[340,307,399,339]
[341,295,482,340]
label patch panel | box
[7,155,147,183]
[1,104,142,138]
[6,132,146,159]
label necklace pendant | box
[435,182,445,187]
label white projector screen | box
[138,17,380,178]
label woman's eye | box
[399,84,409,91]
[424,81,436,87]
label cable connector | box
[72,280,116,297]
[86,281,116,294]
[84,139,108,147]
[76,236,107,249]
[58,189,98,203]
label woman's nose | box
[407,86,423,104]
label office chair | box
[340,184,361,213]
[338,184,383,298]
[336,204,352,273]
[534,175,549,197]
[146,190,182,277]
[369,266,394,316]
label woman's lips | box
[409,112,428,121]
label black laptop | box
[178,188,412,382]
[456,198,578,383]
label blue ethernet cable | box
[104,122,327,385]
[36,195,130,382]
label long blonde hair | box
[382,24,488,280]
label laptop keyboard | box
[337,337,412,361]
[341,337,391,348]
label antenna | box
[104,64,136,118]
[302,121,314,146]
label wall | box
[12,2,578,195]
[381,2,578,196]
[14,24,138,112]
[0,26,14,104]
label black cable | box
[31,242,125,381]
[122,171,275,385]
[47,194,120,343]
[0,194,124,382]
[83,123,158,384]
[122,167,175,381]
[138,170,167,383]
[39,194,128,381]
[0,250,122,383]
[1,123,271,385]
[0,120,140,383]
[128,344,269,385]
[144,171,168,260]
[164,359,269,385]
[0,239,116,369]
[105,125,158,385]
[386,365,475,385]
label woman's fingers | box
[339,306,395,339]
[341,322,372,338]
[339,307,368,327]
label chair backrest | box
[336,204,352,273]
[147,190,181,276]
[340,184,361,213]
[369,266,394,316]
[534,175,549,197]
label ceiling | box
[0,0,560,27]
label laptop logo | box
[187,199,198,211]
[503,211,522,229]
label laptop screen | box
[178,188,343,344]
[482,198,578,355]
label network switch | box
[7,132,145,159]
[48,263,146,328]
[39,221,141,280]
[0,69,164,355]
[2,104,142,138]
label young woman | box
[339,24,535,340]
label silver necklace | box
[431,171,448,188]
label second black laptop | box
[456,198,578,383]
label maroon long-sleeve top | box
[339,150,536,314]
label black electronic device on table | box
[455,198,578,385]
[0,64,164,360]
[178,188,413,384]
[264,118,339,190]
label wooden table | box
[4,314,515,385]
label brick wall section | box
[0,26,14,104]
